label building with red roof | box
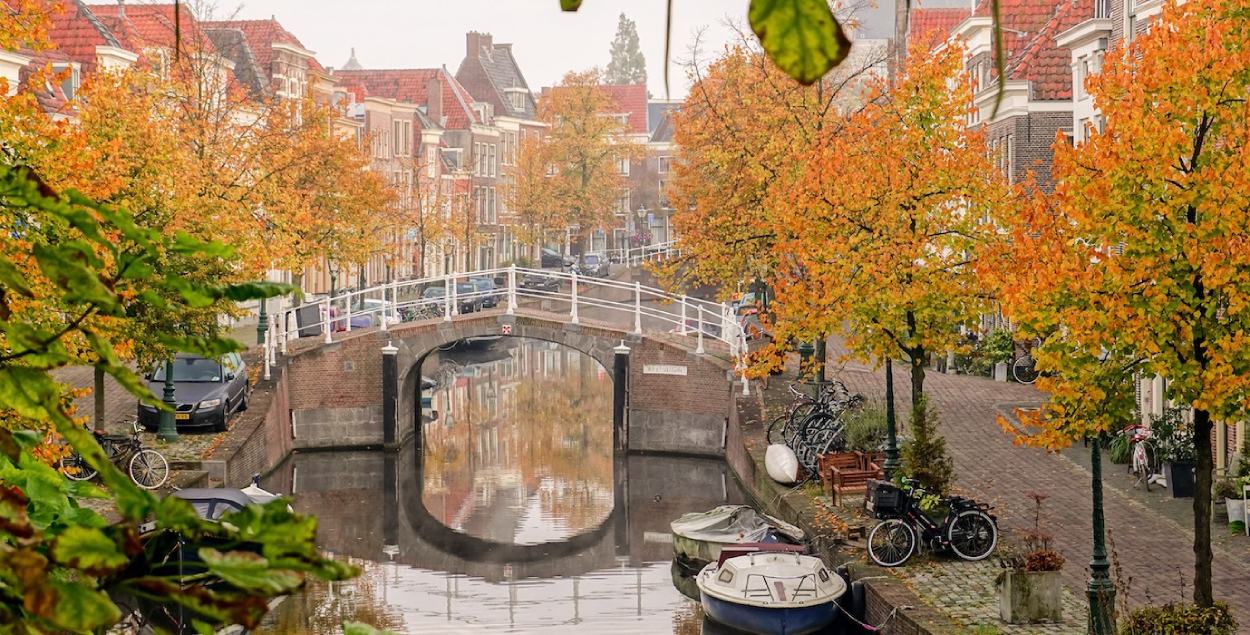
[202,18,323,102]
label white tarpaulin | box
[670,505,805,544]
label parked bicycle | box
[59,420,170,490]
[865,478,998,567]
[766,380,865,480]
[1010,337,1042,384]
[1122,424,1162,490]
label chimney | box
[426,73,444,126]
[466,31,493,57]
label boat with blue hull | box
[696,546,846,635]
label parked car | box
[540,247,568,269]
[360,298,402,325]
[138,352,249,432]
[469,277,501,308]
[520,273,560,292]
[577,253,610,278]
[421,284,482,314]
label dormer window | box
[504,88,528,111]
[473,102,492,123]
[52,63,79,101]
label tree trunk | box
[909,347,926,413]
[1192,407,1214,608]
[93,366,106,434]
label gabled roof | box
[203,28,264,96]
[647,100,679,142]
[599,84,648,134]
[1008,0,1092,99]
[454,33,536,119]
[201,18,323,77]
[908,7,971,48]
[45,0,122,73]
[18,49,74,114]
[333,67,481,129]
[88,3,216,57]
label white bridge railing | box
[261,265,752,394]
[604,240,680,266]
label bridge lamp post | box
[1088,349,1116,635]
[635,205,649,250]
[157,359,179,442]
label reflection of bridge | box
[264,446,745,582]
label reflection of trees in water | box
[671,600,705,635]
[422,339,615,537]
[258,558,403,634]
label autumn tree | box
[605,13,646,85]
[505,131,561,254]
[537,70,641,254]
[665,27,885,296]
[780,42,1002,408]
[987,0,1250,608]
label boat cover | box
[671,505,805,544]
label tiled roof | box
[18,49,74,114]
[201,19,323,79]
[908,7,971,48]
[1009,0,1092,100]
[88,3,216,56]
[647,100,679,141]
[333,68,480,129]
[45,0,121,73]
[599,84,648,134]
[456,38,536,119]
[203,28,264,96]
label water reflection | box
[421,337,615,545]
[256,336,751,634]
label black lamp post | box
[882,357,900,478]
[255,298,268,346]
[157,359,179,442]
[1087,433,1115,633]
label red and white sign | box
[501,324,513,335]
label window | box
[657,156,671,174]
[488,144,497,177]
[616,189,631,215]
[1075,57,1089,100]
[617,156,630,176]
[658,179,670,208]
[52,64,79,101]
[487,187,497,224]
[393,120,411,156]
[509,91,526,110]
[545,162,557,177]
[427,146,438,177]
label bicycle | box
[1123,424,1162,491]
[865,478,998,567]
[59,420,170,490]
[1009,337,1042,384]
[766,380,861,446]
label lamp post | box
[157,359,179,442]
[1088,350,1115,633]
[882,357,900,477]
[255,298,268,346]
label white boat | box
[671,505,805,569]
[696,548,846,635]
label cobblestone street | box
[813,336,1250,628]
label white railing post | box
[345,290,354,332]
[507,264,517,315]
[322,297,332,344]
[280,308,289,355]
[570,270,580,324]
[451,276,460,317]
[443,275,452,321]
[680,297,688,335]
[696,305,705,354]
[740,333,751,396]
[380,283,390,333]
[633,281,642,334]
[263,325,273,381]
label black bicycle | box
[865,478,998,567]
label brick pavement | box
[822,337,1250,627]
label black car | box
[540,247,567,268]
[470,277,501,308]
[519,273,560,292]
[421,284,482,314]
[139,352,249,432]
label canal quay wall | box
[724,392,959,635]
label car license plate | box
[175,413,190,420]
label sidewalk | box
[816,335,1250,628]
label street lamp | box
[157,359,179,442]
[255,298,268,346]
[882,357,900,478]
[1088,349,1116,634]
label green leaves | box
[344,623,400,635]
[35,580,122,632]
[559,0,582,9]
[52,526,129,576]
[749,0,851,85]
[199,548,304,594]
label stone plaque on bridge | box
[643,364,688,376]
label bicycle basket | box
[865,479,903,515]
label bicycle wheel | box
[1011,355,1040,384]
[1142,442,1160,491]
[766,414,790,445]
[947,510,998,561]
[867,519,916,567]
[129,449,169,490]
[59,454,98,481]
[802,412,846,456]
[785,401,818,445]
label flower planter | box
[994,362,1008,382]
[1214,499,1228,524]
[999,569,1063,624]
[1228,498,1247,525]
[1165,462,1195,498]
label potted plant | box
[997,493,1064,624]
[1214,478,1237,523]
[1151,408,1196,498]
[983,329,1015,382]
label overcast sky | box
[209,0,896,98]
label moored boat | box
[671,505,805,570]
[696,547,846,635]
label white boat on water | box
[697,548,846,635]
[670,505,805,568]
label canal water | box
[255,336,758,634]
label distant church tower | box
[342,47,363,71]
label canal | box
[255,336,753,634]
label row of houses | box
[903,0,1242,470]
[1,1,680,296]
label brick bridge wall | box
[281,312,736,455]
